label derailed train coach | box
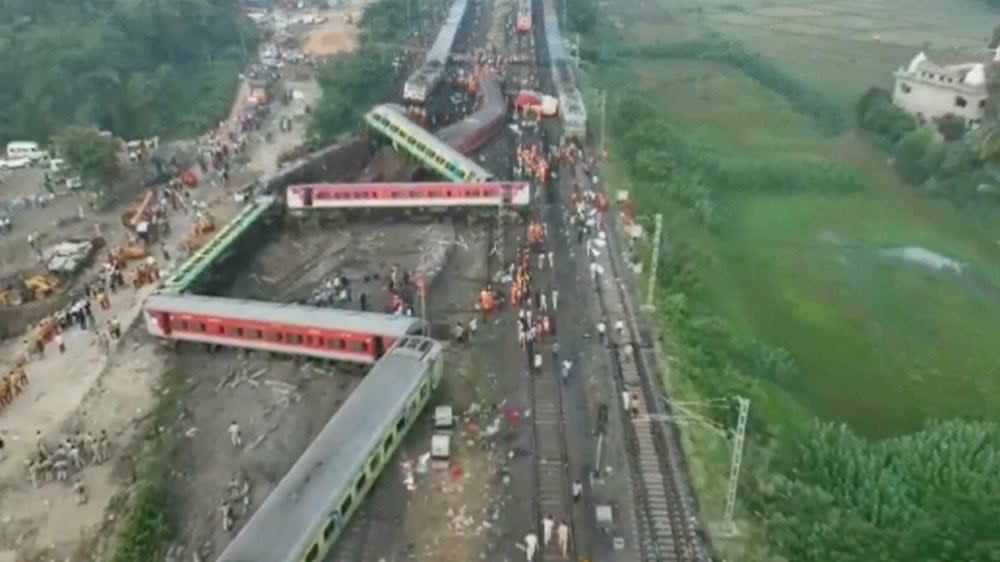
[143,293,425,364]
[217,336,443,562]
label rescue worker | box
[73,477,88,505]
[228,421,242,448]
[572,480,583,502]
[542,513,554,546]
[524,532,538,560]
[557,520,570,558]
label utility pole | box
[722,396,750,536]
[644,213,662,309]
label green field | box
[600,0,1000,438]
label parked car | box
[65,176,83,190]
[0,157,31,170]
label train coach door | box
[374,336,386,359]
[302,187,314,208]
[501,184,513,206]
[153,312,171,336]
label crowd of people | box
[27,428,113,505]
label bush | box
[935,113,967,141]
[760,420,1000,562]
[856,87,918,145]
[894,126,945,184]
[707,157,864,194]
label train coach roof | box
[145,293,421,337]
[425,0,467,63]
[218,336,441,562]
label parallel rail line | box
[566,163,711,562]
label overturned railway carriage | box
[358,71,505,184]
[159,196,278,296]
[143,294,424,364]
[217,336,443,562]
[437,71,506,154]
[364,103,496,183]
[286,181,531,211]
[403,0,469,103]
[541,0,587,140]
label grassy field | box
[600,0,1000,438]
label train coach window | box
[305,544,319,562]
[340,494,353,515]
[396,415,406,433]
[419,382,429,400]
[323,517,336,541]
[287,333,302,344]
[369,450,382,472]
[264,331,281,342]
[170,318,187,331]
[225,326,242,337]
[383,433,394,455]
[247,329,262,339]
[355,472,367,493]
[193,323,206,333]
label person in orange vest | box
[596,192,608,212]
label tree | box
[54,127,121,186]
[0,0,253,143]
[894,126,944,184]
[935,114,966,141]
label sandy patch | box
[303,19,360,56]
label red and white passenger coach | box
[144,294,424,364]
[286,181,531,211]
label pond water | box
[882,246,964,274]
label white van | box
[6,141,46,162]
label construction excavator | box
[0,273,59,307]
[121,190,153,230]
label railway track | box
[564,160,711,562]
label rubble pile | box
[42,239,95,274]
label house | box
[892,51,991,127]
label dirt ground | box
[0,169,117,276]
[0,55,326,562]
[157,219,475,561]
[302,16,360,56]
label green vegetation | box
[0,0,254,143]
[855,86,1000,204]
[759,421,1000,561]
[308,0,443,144]
[53,126,121,185]
[107,387,183,562]
[590,0,1000,558]
[586,39,847,133]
